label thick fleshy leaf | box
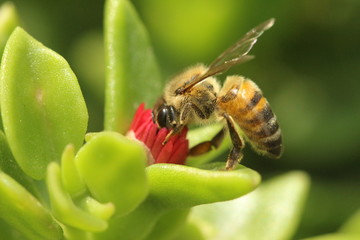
[78,196,115,221]
[190,171,310,240]
[100,164,258,240]
[75,131,149,217]
[0,2,19,131]
[61,225,95,240]
[0,171,63,240]
[146,163,261,208]
[0,2,19,56]
[144,208,190,240]
[0,27,88,179]
[46,162,110,232]
[104,0,162,133]
[94,198,164,240]
[60,144,86,197]
[172,220,206,240]
[0,130,36,194]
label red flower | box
[127,104,189,165]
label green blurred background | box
[2,0,360,238]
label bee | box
[152,18,282,170]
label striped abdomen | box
[217,76,282,158]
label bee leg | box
[188,128,225,156]
[223,113,244,170]
[163,129,175,145]
[162,103,193,145]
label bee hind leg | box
[188,128,225,156]
[223,113,244,170]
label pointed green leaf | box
[146,163,261,208]
[190,171,310,240]
[0,171,63,240]
[75,131,149,217]
[0,27,88,179]
[104,0,162,133]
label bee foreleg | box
[163,124,184,145]
[188,128,225,156]
[162,102,192,145]
[223,113,244,170]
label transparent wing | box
[175,18,275,95]
[207,18,275,75]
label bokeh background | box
[3,0,360,238]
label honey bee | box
[152,18,282,170]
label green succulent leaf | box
[0,171,63,240]
[46,162,109,232]
[144,208,190,240]
[0,2,19,131]
[94,198,164,240]
[147,163,261,208]
[0,27,88,180]
[172,220,206,240]
[190,171,310,240]
[75,131,149,217]
[78,196,115,221]
[61,144,86,197]
[0,130,36,195]
[0,2,19,57]
[104,0,162,133]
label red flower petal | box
[144,124,158,149]
[151,128,168,160]
[129,103,145,131]
[157,140,174,163]
[127,104,189,165]
[168,140,189,164]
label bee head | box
[152,103,178,129]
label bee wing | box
[206,18,275,76]
[175,18,275,95]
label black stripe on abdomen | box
[254,129,283,158]
[240,107,283,158]
[244,104,274,126]
[245,90,262,111]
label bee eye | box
[168,106,176,124]
[156,107,168,128]
[155,105,177,129]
